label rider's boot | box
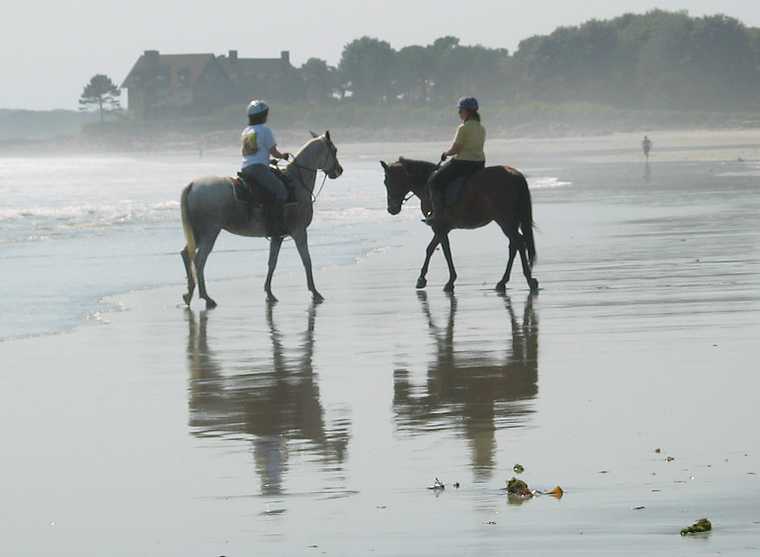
[423,188,446,224]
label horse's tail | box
[517,175,537,267]
[181,183,197,273]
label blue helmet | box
[457,96,479,111]
[247,99,269,116]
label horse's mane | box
[398,157,437,185]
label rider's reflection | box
[394,292,539,480]
[185,303,349,495]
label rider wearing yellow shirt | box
[427,97,486,221]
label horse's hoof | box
[312,291,325,304]
[529,278,539,292]
[443,283,455,293]
[495,282,506,292]
[205,298,218,309]
[266,293,279,304]
[416,278,427,289]
[182,293,192,306]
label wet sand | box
[2,135,760,555]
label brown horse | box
[380,158,538,292]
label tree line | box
[301,10,760,111]
[83,10,760,120]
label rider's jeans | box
[241,164,288,203]
[429,159,486,194]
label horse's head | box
[380,157,436,216]
[380,159,413,215]
[310,130,343,179]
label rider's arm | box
[270,145,290,160]
[444,142,462,158]
[442,124,466,159]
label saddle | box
[233,165,296,208]
[441,165,523,207]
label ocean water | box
[3,144,760,556]
[0,151,570,341]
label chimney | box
[228,49,238,61]
[143,50,160,66]
[280,50,290,65]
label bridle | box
[386,159,442,211]
[279,139,340,204]
[391,190,416,208]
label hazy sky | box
[2,0,759,110]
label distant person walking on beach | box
[642,135,653,160]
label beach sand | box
[1,132,759,555]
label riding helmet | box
[247,99,269,116]
[457,97,479,111]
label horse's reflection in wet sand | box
[394,292,538,480]
[185,304,349,496]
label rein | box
[392,184,425,209]
[282,158,329,204]
[391,158,440,208]
[399,191,415,205]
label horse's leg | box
[292,228,324,302]
[517,240,539,292]
[495,223,520,291]
[439,233,457,292]
[496,241,519,292]
[195,228,221,309]
[181,247,196,305]
[416,235,440,289]
[264,236,284,303]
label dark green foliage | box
[337,37,396,102]
[79,74,121,123]
[315,11,760,112]
[512,11,760,111]
[301,58,339,103]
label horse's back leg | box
[292,228,324,302]
[439,233,457,292]
[496,222,520,291]
[497,242,519,292]
[195,228,221,309]
[500,223,539,292]
[518,242,539,292]
[181,247,196,305]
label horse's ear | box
[309,130,319,138]
[397,157,411,176]
[325,130,331,141]
[380,160,389,171]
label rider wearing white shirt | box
[239,100,290,236]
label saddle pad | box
[231,176,260,206]
[504,165,524,177]
[232,171,297,205]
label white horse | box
[180,131,343,308]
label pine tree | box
[79,74,121,123]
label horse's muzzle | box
[387,203,402,216]
[328,164,343,179]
